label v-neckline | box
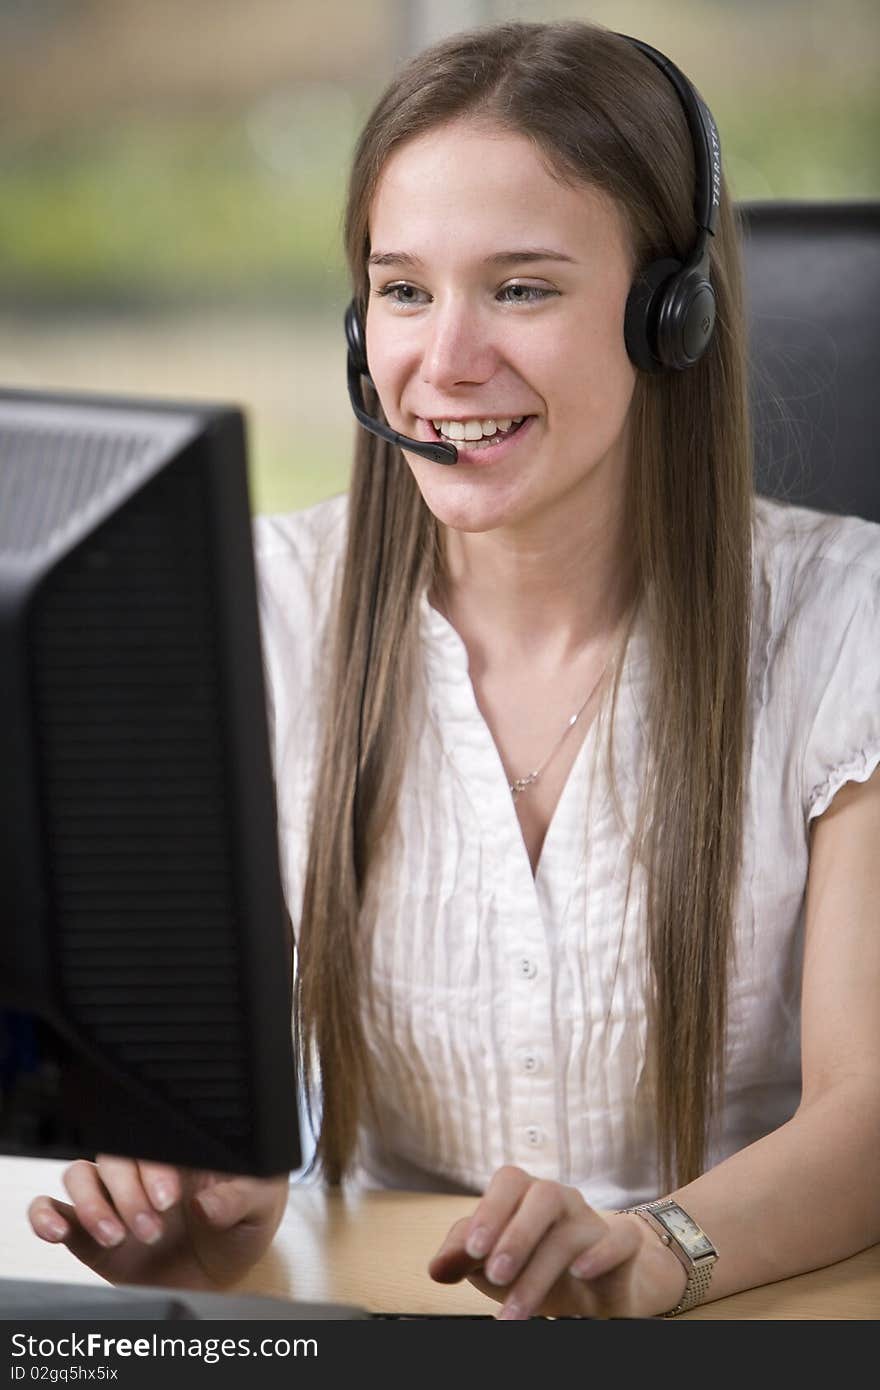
[420,594,610,894]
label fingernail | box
[133,1212,163,1245]
[152,1181,175,1212]
[486,1252,513,1285]
[569,1255,594,1279]
[465,1225,492,1259]
[97,1219,125,1247]
[40,1216,68,1242]
[196,1191,221,1221]
[498,1302,525,1320]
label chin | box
[403,451,526,534]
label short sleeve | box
[802,544,880,822]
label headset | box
[343,33,722,465]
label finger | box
[428,1216,481,1283]
[498,1215,618,1319]
[28,1195,77,1245]
[63,1157,154,1248]
[136,1161,183,1214]
[190,1176,267,1232]
[462,1165,534,1262]
[28,1194,121,1268]
[60,1161,127,1248]
[481,1179,582,1290]
[93,1154,167,1245]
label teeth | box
[431,416,524,441]
[440,420,466,440]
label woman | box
[28,21,880,1319]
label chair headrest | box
[739,200,880,523]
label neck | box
[433,481,636,672]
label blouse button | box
[525,1125,544,1147]
[517,957,538,980]
[521,1052,541,1074]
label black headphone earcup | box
[344,300,370,377]
[654,268,717,371]
[624,257,682,373]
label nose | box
[419,297,497,391]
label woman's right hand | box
[27,1155,290,1290]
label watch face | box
[655,1204,716,1258]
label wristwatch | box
[627,1198,719,1315]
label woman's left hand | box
[428,1165,686,1319]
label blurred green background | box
[1,0,877,516]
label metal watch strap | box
[658,1251,714,1315]
[620,1199,717,1316]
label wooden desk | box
[3,1158,879,1319]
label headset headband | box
[618,34,721,241]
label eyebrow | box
[367,248,577,269]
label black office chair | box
[738,199,880,524]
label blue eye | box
[498,283,555,304]
[374,283,427,307]
[372,281,557,308]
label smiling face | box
[365,118,639,538]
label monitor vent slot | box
[0,426,161,558]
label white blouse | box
[254,493,880,1209]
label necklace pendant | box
[506,644,617,804]
[510,771,539,798]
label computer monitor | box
[0,386,301,1179]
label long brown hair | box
[295,20,753,1191]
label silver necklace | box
[508,657,612,799]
